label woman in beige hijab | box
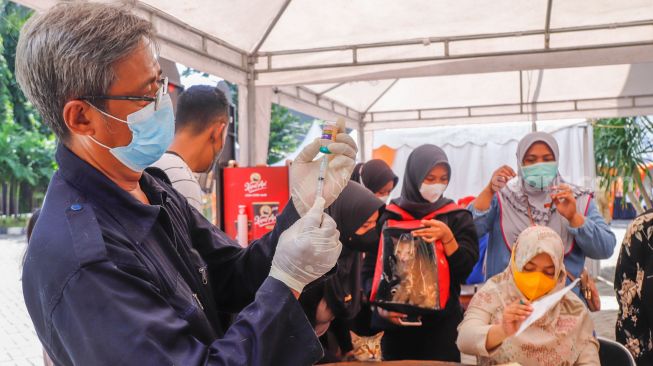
[457,226,598,366]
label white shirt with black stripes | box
[151,152,204,212]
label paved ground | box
[0,235,43,366]
[590,220,627,341]
[0,221,632,364]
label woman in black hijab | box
[351,159,398,201]
[300,181,385,362]
[362,144,478,362]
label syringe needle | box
[316,155,328,198]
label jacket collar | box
[56,144,168,244]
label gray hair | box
[15,1,155,141]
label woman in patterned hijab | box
[457,225,598,366]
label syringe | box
[316,121,338,199]
[316,155,328,199]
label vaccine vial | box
[319,122,338,154]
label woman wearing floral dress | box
[615,210,653,365]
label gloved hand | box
[269,197,342,293]
[290,120,357,216]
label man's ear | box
[210,122,227,142]
[62,100,97,136]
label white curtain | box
[384,121,592,202]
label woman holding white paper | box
[456,225,599,366]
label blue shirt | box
[470,195,616,291]
[465,234,488,285]
[22,145,322,366]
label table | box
[322,361,472,365]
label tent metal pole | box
[362,104,653,130]
[530,69,544,131]
[251,0,293,55]
[273,87,362,129]
[519,71,524,114]
[544,0,553,49]
[257,19,653,57]
[362,79,399,115]
[317,82,346,96]
[362,93,653,116]
[156,34,247,73]
[255,41,653,74]
[275,86,363,120]
[237,84,249,166]
[359,92,653,128]
[246,59,258,166]
[358,120,366,161]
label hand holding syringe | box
[316,119,343,199]
[288,117,357,216]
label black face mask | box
[348,229,380,253]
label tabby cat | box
[391,236,439,308]
[346,331,384,362]
[391,237,416,304]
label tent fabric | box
[105,0,653,58]
[14,0,653,165]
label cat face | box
[394,240,415,263]
[350,331,384,362]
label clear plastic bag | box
[389,233,440,310]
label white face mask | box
[377,195,390,203]
[419,183,447,203]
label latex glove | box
[290,120,357,216]
[269,197,342,293]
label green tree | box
[267,104,311,165]
[0,1,55,216]
[0,2,15,128]
[1,1,43,132]
[594,116,653,214]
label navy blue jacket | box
[22,145,323,365]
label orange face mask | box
[511,251,557,301]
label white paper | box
[515,279,580,336]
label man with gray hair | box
[17,2,357,365]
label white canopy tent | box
[14,0,653,165]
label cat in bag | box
[362,144,479,361]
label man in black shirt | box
[17,2,356,365]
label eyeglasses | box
[80,77,169,110]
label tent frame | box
[13,0,653,165]
[254,20,653,74]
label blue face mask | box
[521,162,558,190]
[89,94,174,172]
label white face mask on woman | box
[419,183,447,203]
